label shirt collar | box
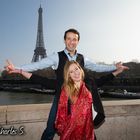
[64,48,77,56]
[64,48,78,60]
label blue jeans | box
[41,96,58,140]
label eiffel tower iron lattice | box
[32,5,47,62]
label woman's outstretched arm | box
[95,64,129,87]
[5,60,56,89]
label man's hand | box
[113,62,129,76]
[115,62,123,69]
[4,60,19,74]
[115,62,129,70]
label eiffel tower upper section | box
[32,5,47,62]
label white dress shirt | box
[16,49,116,72]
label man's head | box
[64,29,80,41]
[64,29,80,54]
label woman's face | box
[68,63,82,82]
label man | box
[5,28,125,140]
[14,28,119,72]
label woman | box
[5,60,129,140]
[54,61,128,139]
[55,61,94,139]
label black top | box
[30,72,115,128]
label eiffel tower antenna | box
[40,0,42,6]
[32,4,47,62]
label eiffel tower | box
[32,5,47,62]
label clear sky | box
[0,0,140,69]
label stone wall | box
[95,100,140,140]
[0,100,140,140]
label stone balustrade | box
[0,99,140,140]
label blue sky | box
[0,0,140,69]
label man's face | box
[64,32,79,53]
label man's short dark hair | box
[64,28,80,41]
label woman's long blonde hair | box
[63,61,85,101]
